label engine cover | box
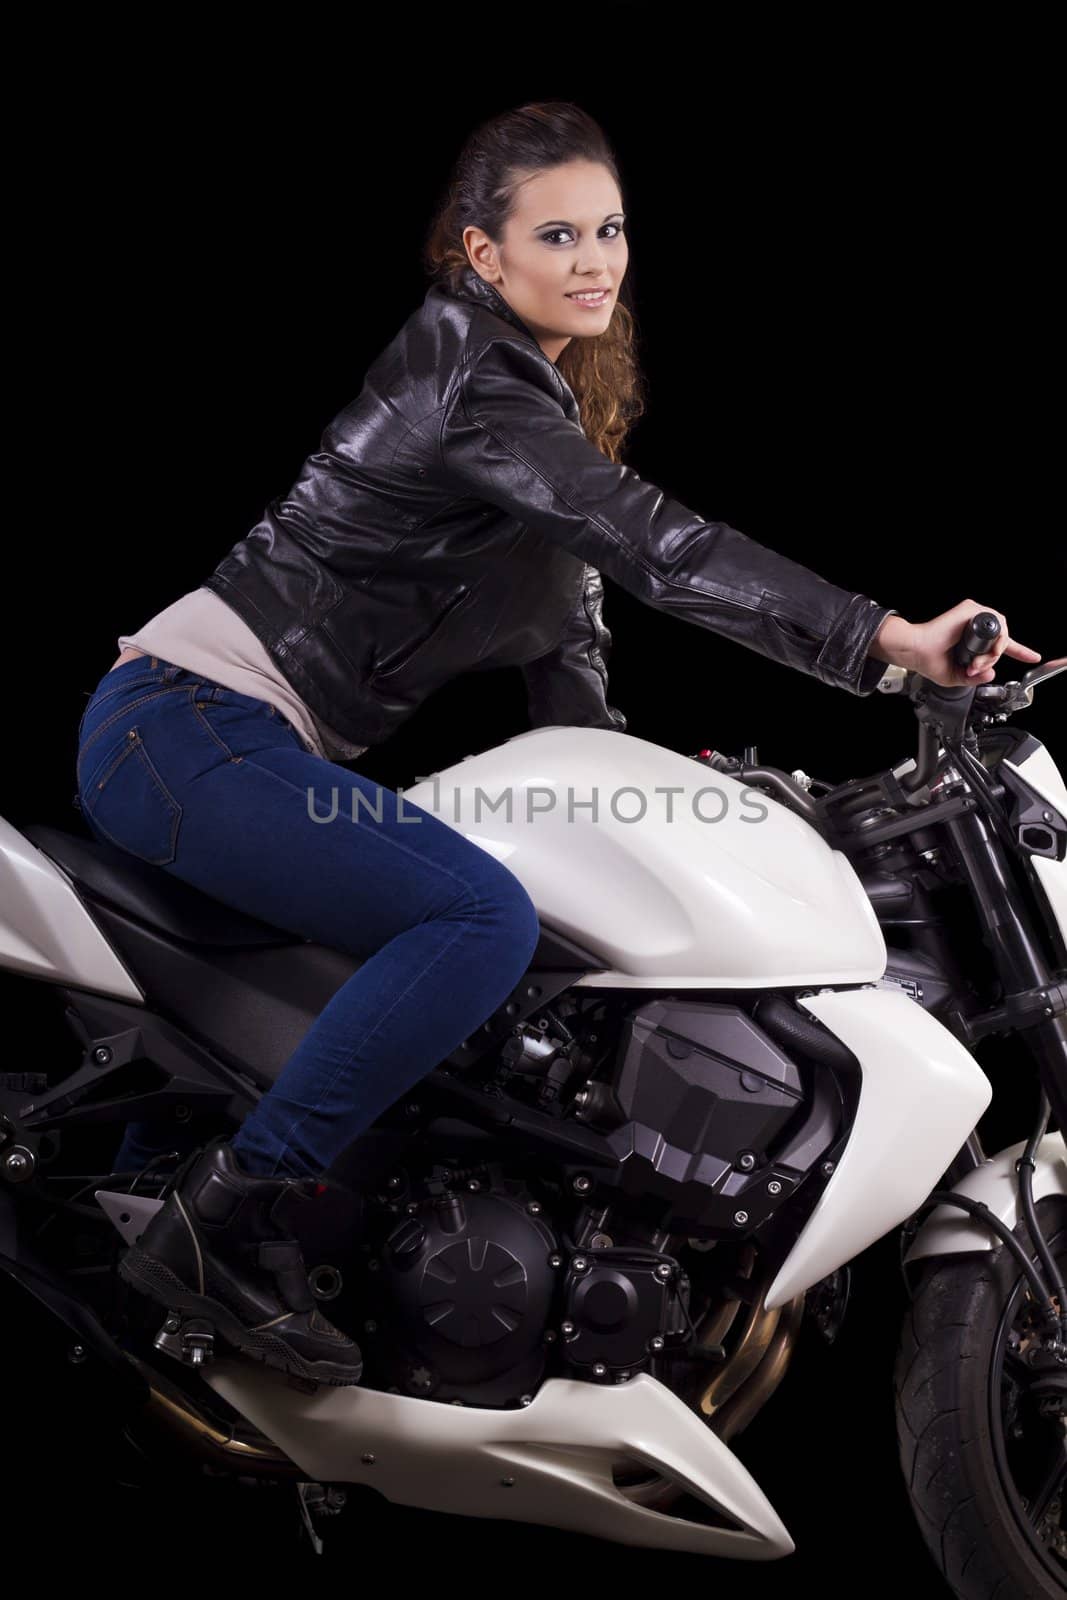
[376,1189,559,1402]
[599,999,807,1232]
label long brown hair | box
[423,101,645,464]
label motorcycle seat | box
[22,825,298,947]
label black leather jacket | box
[202,264,897,749]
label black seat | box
[22,825,301,947]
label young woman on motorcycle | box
[76,100,1040,1388]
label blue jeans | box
[74,653,541,1179]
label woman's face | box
[464,159,628,362]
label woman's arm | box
[439,336,897,696]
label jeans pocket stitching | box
[84,729,183,865]
[190,696,239,760]
[77,686,190,769]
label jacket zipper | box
[370,584,471,679]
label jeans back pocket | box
[79,724,183,866]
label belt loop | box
[150,656,158,669]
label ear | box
[462,225,500,283]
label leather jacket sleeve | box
[520,563,628,732]
[440,337,898,696]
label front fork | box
[943,805,1067,1140]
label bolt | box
[821,1161,836,1177]
[590,1233,613,1249]
[500,1477,515,1488]
[549,1253,563,1268]
[519,1394,533,1406]
[387,1176,402,1189]
[1043,811,1054,824]
[573,1175,591,1193]
[467,1180,481,1191]
[767,1180,782,1196]
[164,1315,181,1333]
[4,1151,30,1178]
[68,1345,87,1363]
[526,1201,542,1214]
[737,1152,756,1172]
[93,1046,112,1065]
[367,1258,380,1272]
[592,1363,607,1377]
[561,1321,575,1336]
[544,1329,558,1343]
[655,1264,672,1281]
[361,1453,376,1465]
[363,1320,378,1334]
[648,1335,664,1351]
[405,1103,421,1116]
[572,1257,589,1273]
[734,1210,749,1226]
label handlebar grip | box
[952,611,1001,669]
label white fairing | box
[1003,740,1067,955]
[0,815,142,1001]
[404,728,887,988]
[204,1364,794,1558]
[904,1134,1067,1263]
[764,986,992,1309]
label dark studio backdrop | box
[5,22,1065,1587]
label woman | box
[77,101,1040,1389]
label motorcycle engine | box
[358,1167,695,1405]
[352,994,843,1403]
[363,1179,559,1405]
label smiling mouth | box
[566,289,611,301]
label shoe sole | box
[119,1244,364,1388]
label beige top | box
[117,587,368,763]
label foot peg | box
[153,1311,216,1369]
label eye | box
[539,222,626,246]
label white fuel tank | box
[403,728,886,988]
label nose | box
[576,241,610,277]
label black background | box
[5,16,1065,1587]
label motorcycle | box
[0,614,1064,1594]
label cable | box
[1015,1091,1067,1342]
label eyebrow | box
[533,211,626,229]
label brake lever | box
[1014,656,1067,704]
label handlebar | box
[695,615,1063,826]
[952,610,1002,671]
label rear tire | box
[895,1194,1066,1599]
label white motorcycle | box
[0,613,1063,1595]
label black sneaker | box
[118,1136,363,1387]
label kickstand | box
[296,1482,324,1556]
[296,1481,346,1554]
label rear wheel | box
[895,1195,1066,1598]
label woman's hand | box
[871,601,1042,689]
